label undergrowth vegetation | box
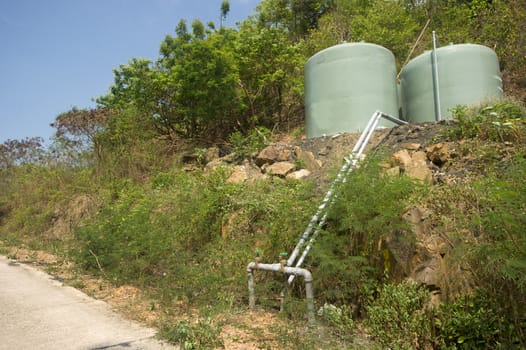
[1,102,525,349]
[311,156,423,307]
[73,168,316,310]
[1,0,526,345]
[424,101,526,348]
[1,100,526,348]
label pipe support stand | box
[247,262,315,325]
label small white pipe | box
[381,112,409,126]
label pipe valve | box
[254,249,262,266]
[279,252,288,272]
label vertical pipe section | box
[248,267,256,310]
[431,31,442,121]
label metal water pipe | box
[286,112,408,285]
[246,111,409,324]
[431,31,442,121]
[286,111,383,268]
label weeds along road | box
[0,255,175,350]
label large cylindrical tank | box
[400,44,503,123]
[304,43,399,138]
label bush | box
[466,158,526,345]
[436,290,507,349]
[330,155,421,257]
[73,169,232,284]
[365,282,433,349]
[160,318,223,350]
[227,126,272,160]
[0,164,92,249]
[310,155,422,307]
[449,100,526,143]
[72,167,316,308]
[317,303,355,341]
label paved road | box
[0,255,176,350]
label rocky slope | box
[195,120,488,303]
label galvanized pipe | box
[286,111,382,267]
[431,31,442,121]
[248,111,409,325]
[287,112,408,284]
[247,262,315,325]
[287,112,383,284]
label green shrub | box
[365,282,433,349]
[72,167,316,308]
[310,155,422,307]
[436,290,507,349]
[0,164,92,249]
[151,171,175,190]
[330,156,420,256]
[73,170,230,284]
[466,158,526,345]
[160,318,223,350]
[449,101,526,142]
[317,303,355,341]
[227,126,272,159]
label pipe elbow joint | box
[302,269,313,283]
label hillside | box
[1,0,526,348]
[1,101,525,349]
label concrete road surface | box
[0,255,176,350]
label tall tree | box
[236,21,305,130]
[169,36,240,138]
[306,0,421,66]
[256,0,331,38]
[51,107,112,163]
[192,19,206,40]
[0,137,45,169]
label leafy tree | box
[304,0,353,52]
[97,58,179,139]
[100,25,242,142]
[289,0,332,38]
[175,19,191,43]
[256,0,291,29]
[0,137,45,169]
[256,0,331,38]
[97,58,159,112]
[350,0,420,65]
[235,21,305,131]
[160,26,241,139]
[168,36,241,139]
[94,106,163,180]
[306,0,421,66]
[51,107,112,164]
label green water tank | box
[400,43,503,123]
[304,43,399,138]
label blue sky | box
[0,0,260,144]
